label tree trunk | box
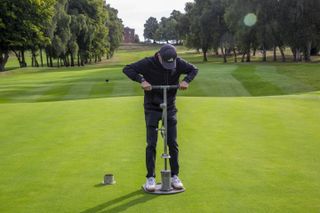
[221,47,227,63]
[21,50,27,67]
[77,52,80,66]
[0,51,9,71]
[295,48,302,62]
[273,46,277,61]
[241,52,245,62]
[13,49,27,67]
[66,55,70,67]
[40,48,44,67]
[291,48,297,62]
[31,53,34,67]
[66,55,68,67]
[31,50,39,67]
[279,46,286,62]
[70,53,74,66]
[49,54,53,67]
[46,49,49,67]
[0,63,5,72]
[233,48,237,63]
[203,51,208,62]
[246,49,251,62]
[62,55,66,67]
[262,46,267,62]
[214,49,219,56]
[304,41,312,62]
[35,54,39,67]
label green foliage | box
[105,5,124,58]
[50,0,71,58]
[149,0,320,63]
[0,0,55,70]
[0,0,123,70]
[155,17,179,42]
[183,0,228,61]
[144,12,184,43]
[278,0,320,61]
[143,17,159,41]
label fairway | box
[0,47,320,212]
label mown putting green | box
[0,46,319,212]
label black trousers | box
[145,110,179,178]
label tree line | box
[144,0,320,62]
[0,0,123,71]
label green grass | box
[0,44,320,212]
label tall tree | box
[67,15,80,66]
[254,0,277,62]
[144,17,159,42]
[68,0,109,65]
[279,0,320,61]
[225,0,258,62]
[170,10,184,44]
[50,0,71,67]
[188,0,216,61]
[163,17,179,43]
[105,5,123,59]
[209,0,229,62]
[0,0,55,71]
[184,2,203,59]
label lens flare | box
[244,13,257,27]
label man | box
[123,44,198,192]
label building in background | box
[123,27,135,43]
[123,27,140,43]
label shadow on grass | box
[80,189,157,213]
[94,183,105,187]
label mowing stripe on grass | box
[0,86,33,103]
[110,80,136,97]
[89,67,137,98]
[181,64,250,97]
[90,81,114,98]
[211,65,250,96]
[36,82,73,102]
[232,65,284,96]
[275,64,320,90]
[9,85,54,102]
[255,65,314,94]
[63,81,95,100]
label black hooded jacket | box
[123,53,198,111]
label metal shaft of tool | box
[151,85,179,171]
[163,87,168,170]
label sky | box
[107,0,189,41]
